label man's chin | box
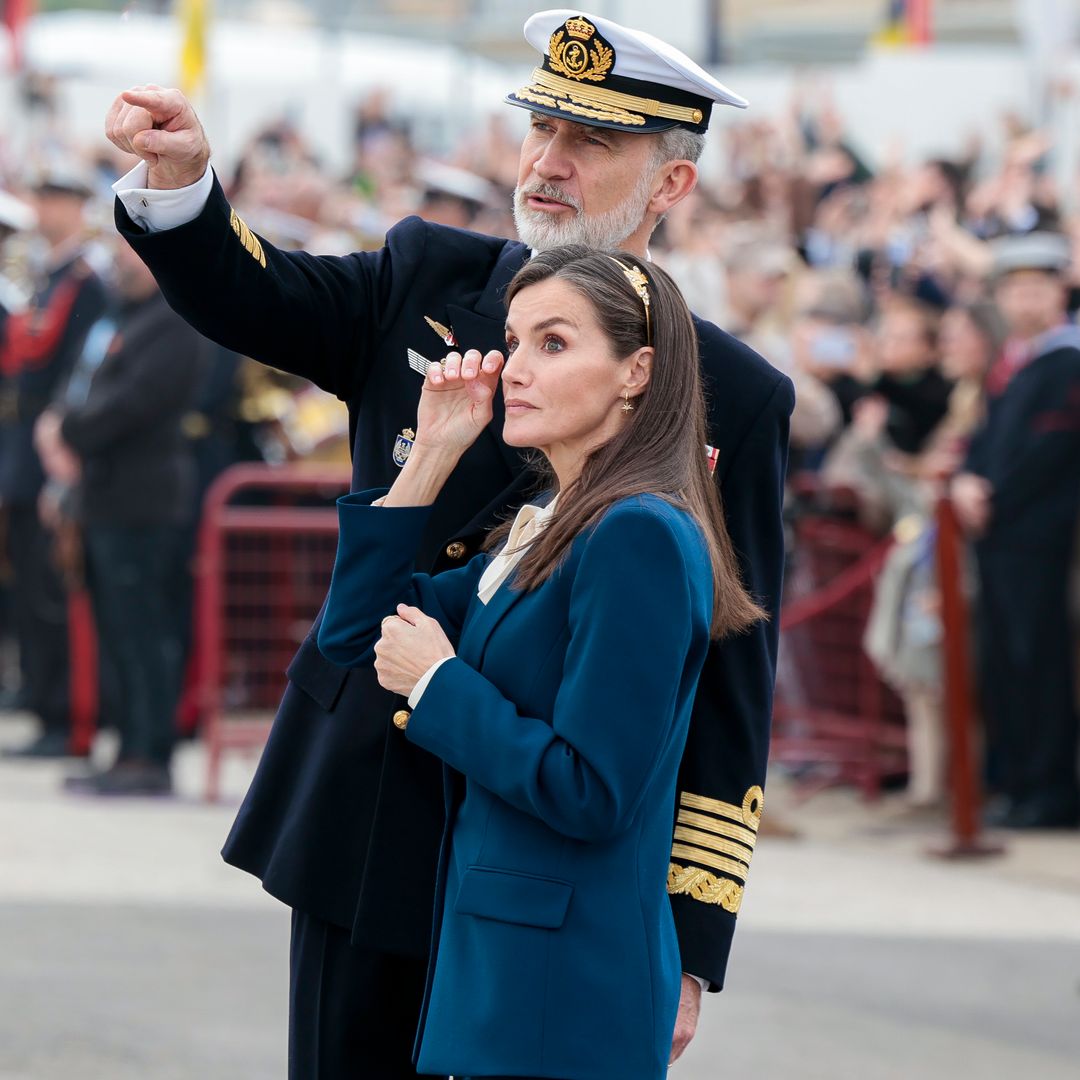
[514,210,582,252]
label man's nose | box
[532,139,572,182]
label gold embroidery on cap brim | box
[514,87,646,127]
[530,68,704,125]
[670,843,749,883]
[668,862,744,913]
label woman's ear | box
[623,346,654,398]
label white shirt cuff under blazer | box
[113,162,214,232]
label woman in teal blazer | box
[319,247,762,1080]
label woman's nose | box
[502,351,529,387]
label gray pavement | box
[3,712,1080,1079]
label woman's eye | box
[505,338,518,354]
[542,336,565,352]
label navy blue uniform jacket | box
[319,491,713,1080]
[116,175,794,988]
[964,330,1080,554]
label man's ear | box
[624,346,654,398]
[648,160,698,218]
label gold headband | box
[606,256,651,344]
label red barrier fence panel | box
[195,463,352,801]
[772,516,907,799]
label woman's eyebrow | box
[531,316,577,333]
[505,315,578,335]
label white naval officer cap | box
[506,9,747,135]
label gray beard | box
[512,173,654,252]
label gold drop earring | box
[622,391,634,414]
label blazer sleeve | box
[115,173,429,403]
[403,504,709,844]
[669,370,793,991]
[317,489,489,666]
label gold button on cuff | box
[445,542,466,560]
[392,709,411,731]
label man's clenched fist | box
[105,85,211,190]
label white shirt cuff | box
[113,162,214,233]
[688,974,709,992]
[407,656,453,709]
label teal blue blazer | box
[319,489,713,1080]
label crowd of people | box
[0,80,1078,824]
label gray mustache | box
[518,183,583,213]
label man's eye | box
[584,136,607,147]
[506,338,518,353]
[542,336,565,352]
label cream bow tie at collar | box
[476,496,559,605]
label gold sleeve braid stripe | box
[668,863,744,914]
[230,209,267,269]
[672,826,753,867]
[670,843,749,883]
[680,786,764,830]
[676,809,757,850]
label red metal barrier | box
[195,463,351,801]
[771,516,908,798]
[67,590,98,757]
[930,495,1002,858]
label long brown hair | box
[487,245,764,640]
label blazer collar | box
[460,566,530,668]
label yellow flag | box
[179,0,210,97]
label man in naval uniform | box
[106,11,794,1077]
[952,232,1080,830]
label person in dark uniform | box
[952,232,1080,829]
[0,167,107,759]
[36,239,206,795]
[0,189,36,713]
[105,11,794,1077]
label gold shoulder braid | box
[667,786,763,913]
[230,208,267,269]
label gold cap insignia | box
[548,17,614,83]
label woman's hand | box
[415,349,504,455]
[374,604,456,698]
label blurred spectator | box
[37,241,205,795]
[953,233,1080,829]
[871,298,953,454]
[0,166,106,759]
[719,228,842,457]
